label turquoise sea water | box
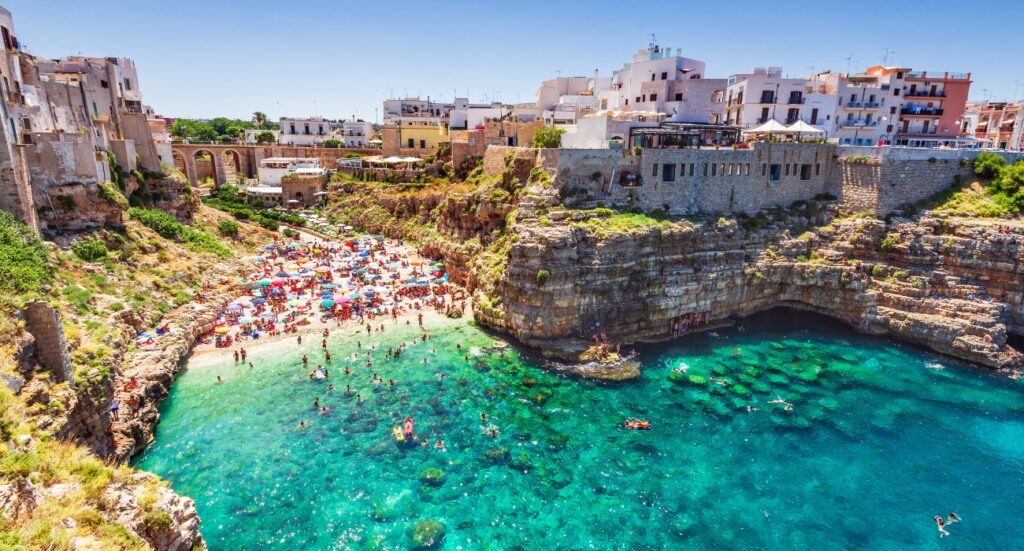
[135,310,1024,550]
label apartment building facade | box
[279,116,331,146]
[969,101,1023,150]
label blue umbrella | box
[320,299,335,308]
[363,290,375,297]
[252,298,266,305]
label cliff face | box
[488,201,1023,370]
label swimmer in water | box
[314,397,319,408]
[947,513,961,524]
[216,376,222,383]
[434,440,445,450]
[934,516,949,537]
[357,394,363,404]
[299,420,307,429]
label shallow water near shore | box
[135,310,1024,550]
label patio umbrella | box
[338,296,351,304]
[321,299,336,308]
[746,119,789,135]
[259,279,272,287]
[239,317,254,325]
[214,327,230,334]
[786,120,824,135]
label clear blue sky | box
[5,0,1020,122]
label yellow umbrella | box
[214,327,230,335]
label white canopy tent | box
[786,120,825,134]
[746,119,790,134]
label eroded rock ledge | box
[482,199,1023,374]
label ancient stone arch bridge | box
[169,144,381,186]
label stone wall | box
[632,143,834,214]
[0,128,36,229]
[831,148,1024,215]
[121,112,161,172]
[23,301,72,384]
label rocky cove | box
[328,149,1024,378]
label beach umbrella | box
[239,316,254,325]
[271,280,285,288]
[315,266,331,274]
[287,299,302,307]
[363,290,375,297]
[259,279,272,287]
[432,262,444,268]
[227,303,242,311]
[338,296,351,304]
[349,292,361,300]
[265,245,276,251]
[321,299,335,308]
[238,279,249,285]
[322,283,336,289]
[275,271,288,278]
[252,297,266,305]
[260,311,276,319]
[214,326,230,334]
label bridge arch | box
[221,149,242,185]
[192,149,225,188]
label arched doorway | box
[222,150,242,185]
[171,150,187,174]
[193,150,218,188]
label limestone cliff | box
[327,156,1023,375]
[486,186,1022,371]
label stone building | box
[0,5,165,233]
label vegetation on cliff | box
[1,205,273,549]
[924,152,1024,217]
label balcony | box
[787,97,806,105]
[844,101,881,109]
[900,107,943,116]
[906,71,970,81]
[5,91,24,105]
[904,90,946,98]
[839,119,880,128]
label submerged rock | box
[410,519,445,549]
[419,467,446,487]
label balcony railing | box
[904,90,946,98]
[6,91,24,105]
[844,101,882,108]
[787,97,806,104]
[840,119,880,128]
[901,107,944,116]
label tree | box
[532,127,565,149]
[255,131,276,145]
[252,111,268,129]
[973,152,1006,179]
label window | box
[636,97,641,103]
[745,163,750,176]
[675,93,683,101]
[652,163,659,177]
[810,108,819,124]
[769,164,781,181]
[886,125,893,133]
[784,164,790,176]
[420,139,426,148]
[759,107,769,122]
[651,74,656,81]
[711,163,717,176]
[894,89,900,96]
[761,163,766,176]
[800,164,812,180]
[661,72,668,80]
[662,163,675,182]
[689,163,695,177]
[408,138,414,148]
[727,164,733,176]
[760,90,775,103]
[649,93,657,101]
[719,163,725,176]
[890,106,897,114]
[100,80,109,89]
[703,163,708,176]
[896,71,904,79]
[815,163,820,176]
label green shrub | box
[55,195,76,210]
[127,207,231,257]
[871,265,885,277]
[282,227,299,238]
[0,210,51,294]
[217,219,239,237]
[879,233,899,252]
[96,181,129,209]
[973,152,1006,179]
[71,240,108,262]
[532,127,565,148]
[536,268,550,285]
